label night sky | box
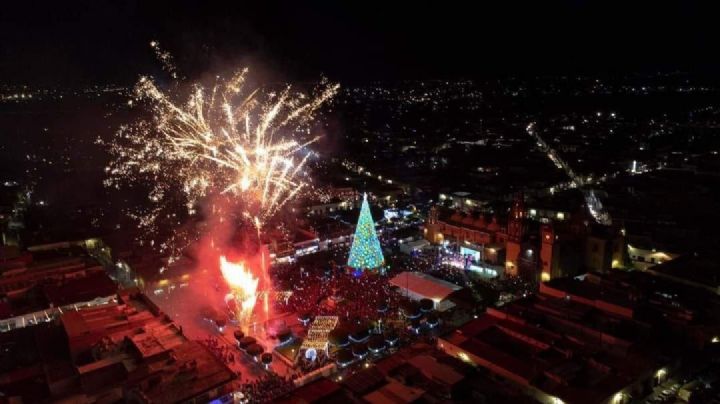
[1,1,718,85]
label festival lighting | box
[347,193,384,270]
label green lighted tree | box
[347,193,384,270]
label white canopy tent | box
[389,271,462,312]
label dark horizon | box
[2,1,720,85]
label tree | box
[347,193,384,270]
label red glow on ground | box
[146,194,279,345]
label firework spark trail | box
[149,40,180,80]
[102,43,338,257]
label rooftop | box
[129,341,235,404]
[648,253,720,291]
[43,271,117,307]
[1,291,235,403]
[389,271,462,301]
[277,377,344,403]
[440,290,672,404]
[363,379,425,403]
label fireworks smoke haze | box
[101,42,338,258]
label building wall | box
[482,246,503,265]
[540,225,554,282]
[505,241,521,277]
[586,235,624,273]
[306,200,356,215]
[527,207,570,223]
[556,239,584,279]
[627,245,677,271]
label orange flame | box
[219,256,258,324]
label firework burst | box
[102,43,338,255]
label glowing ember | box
[219,256,259,326]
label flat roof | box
[277,378,342,403]
[132,341,235,403]
[2,292,235,403]
[402,239,429,248]
[363,379,425,404]
[649,253,720,289]
[544,277,633,309]
[61,310,91,338]
[43,271,116,307]
[389,271,462,301]
[342,367,386,395]
[442,296,663,404]
[407,355,464,386]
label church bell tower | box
[505,194,525,276]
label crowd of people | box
[268,241,496,329]
[297,348,330,372]
[237,373,295,403]
[270,253,401,325]
[200,335,296,402]
[392,246,536,302]
[392,247,470,286]
[199,335,237,368]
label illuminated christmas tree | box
[347,193,384,270]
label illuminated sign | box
[460,246,481,261]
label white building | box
[399,239,430,255]
[627,244,679,271]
